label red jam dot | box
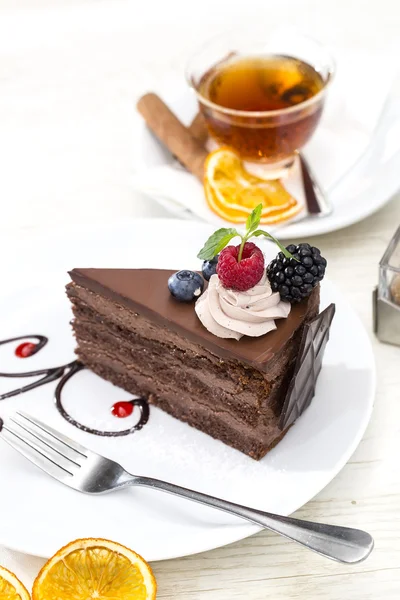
[15,342,37,358]
[111,401,134,418]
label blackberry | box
[267,243,327,303]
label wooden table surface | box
[1,1,400,598]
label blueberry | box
[299,248,312,257]
[291,287,301,299]
[202,255,219,281]
[284,266,294,277]
[310,265,319,276]
[168,270,204,302]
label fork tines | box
[0,412,87,479]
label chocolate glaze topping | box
[69,268,317,370]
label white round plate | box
[134,81,400,239]
[0,220,375,560]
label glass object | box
[186,28,335,177]
[374,226,400,346]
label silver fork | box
[0,412,374,564]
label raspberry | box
[217,242,265,291]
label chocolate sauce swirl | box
[0,335,149,436]
[55,361,149,437]
[0,335,67,400]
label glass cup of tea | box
[186,29,335,177]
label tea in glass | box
[187,31,334,173]
[199,55,323,112]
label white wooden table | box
[1,1,400,598]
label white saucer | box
[134,81,400,239]
[0,220,375,560]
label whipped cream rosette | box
[195,272,290,340]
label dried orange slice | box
[0,565,30,600]
[32,538,156,600]
[204,147,301,224]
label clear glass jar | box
[374,226,400,346]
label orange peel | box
[32,538,156,600]
[0,565,30,600]
[204,147,301,224]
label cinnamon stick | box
[137,93,208,181]
[188,112,209,145]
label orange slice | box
[32,538,157,600]
[0,565,30,600]
[204,147,302,224]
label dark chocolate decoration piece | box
[280,303,336,430]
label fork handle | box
[132,476,373,564]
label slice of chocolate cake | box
[66,267,330,459]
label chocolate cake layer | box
[66,270,320,459]
[69,269,318,371]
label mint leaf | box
[253,230,297,260]
[246,204,262,234]
[197,228,239,260]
